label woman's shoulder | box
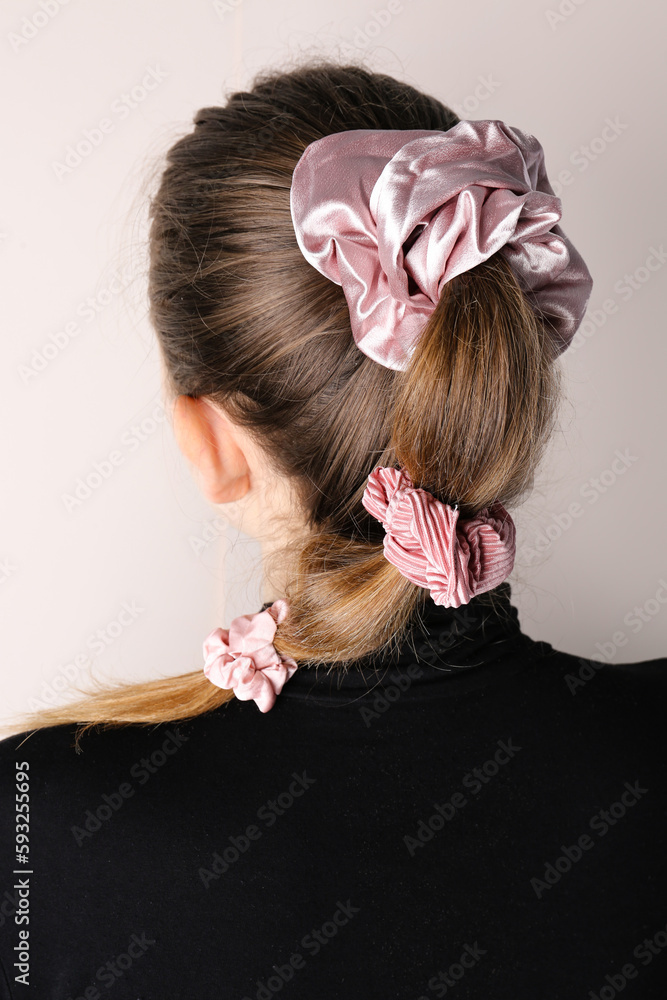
[0,720,195,795]
[529,639,667,699]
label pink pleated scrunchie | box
[362,466,516,608]
[290,119,594,370]
[202,599,298,712]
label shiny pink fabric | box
[290,120,594,370]
[362,466,516,608]
[202,599,297,712]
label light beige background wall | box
[1,0,665,736]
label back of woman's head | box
[149,60,561,666]
[16,60,563,736]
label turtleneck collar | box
[260,583,547,704]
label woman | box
[1,61,666,998]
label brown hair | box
[15,60,561,741]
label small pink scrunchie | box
[362,466,516,608]
[203,599,298,712]
[290,119,594,370]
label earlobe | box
[172,395,251,504]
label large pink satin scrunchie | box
[290,119,594,370]
[362,466,516,608]
[203,599,298,712]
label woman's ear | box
[171,396,251,504]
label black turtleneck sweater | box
[1,583,666,999]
